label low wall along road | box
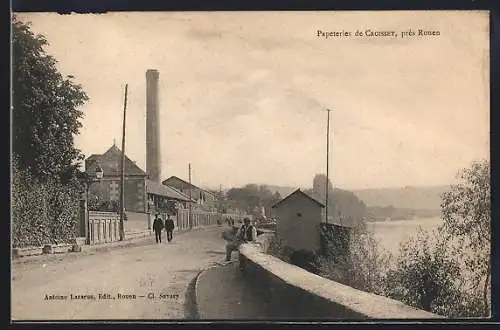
[13,210,246,260]
[237,233,443,320]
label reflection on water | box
[367,217,443,257]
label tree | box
[382,160,491,317]
[384,228,465,316]
[312,173,333,205]
[270,191,282,208]
[12,15,88,183]
[226,184,280,217]
[439,159,491,315]
[318,221,391,296]
[305,184,367,226]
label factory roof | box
[162,176,216,197]
[85,145,147,177]
[146,180,195,202]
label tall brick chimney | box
[146,69,161,182]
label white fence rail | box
[88,211,120,245]
[175,209,219,230]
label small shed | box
[271,189,325,253]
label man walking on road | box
[165,214,175,242]
[153,214,164,244]
[225,217,257,262]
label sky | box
[15,11,489,190]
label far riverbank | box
[367,217,443,256]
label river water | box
[366,217,444,257]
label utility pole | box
[325,108,331,224]
[188,163,192,229]
[119,84,128,241]
[219,184,223,214]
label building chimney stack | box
[146,69,161,182]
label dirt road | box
[12,227,228,320]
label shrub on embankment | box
[267,221,391,296]
[384,160,490,317]
[12,164,80,248]
[318,221,392,297]
[266,160,490,318]
[384,228,487,317]
[267,223,477,317]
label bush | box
[383,228,487,317]
[12,166,51,247]
[346,222,392,295]
[89,200,119,212]
[289,249,321,274]
[12,163,81,247]
[267,222,390,293]
[318,221,392,295]
[383,160,491,317]
[267,235,322,274]
[47,181,81,244]
[384,229,459,313]
[267,235,291,261]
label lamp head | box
[94,165,104,180]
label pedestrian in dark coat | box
[165,215,175,242]
[153,214,164,243]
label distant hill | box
[352,185,450,210]
[365,206,441,221]
[264,184,450,211]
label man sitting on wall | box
[225,217,257,262]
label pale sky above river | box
[15,11,489,190]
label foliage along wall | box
[12,164,81,248]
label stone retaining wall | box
[238,233,443,320]
[13,243,76,258]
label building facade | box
[85,145,148,213]
[162,176,217,212]
[85,145,194,215]
[272,189,325,253]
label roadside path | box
[196,262,271,319]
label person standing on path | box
[225,217,257,262]
[165,214,175,242]
[153,214,164,244]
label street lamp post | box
[85,165,104,245]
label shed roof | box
[146,179,195,202]
[272,189,326,208]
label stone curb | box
[192,229,273,318]
[194,268,207,319]
[187,271,203,319]
[193,259,238,319]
